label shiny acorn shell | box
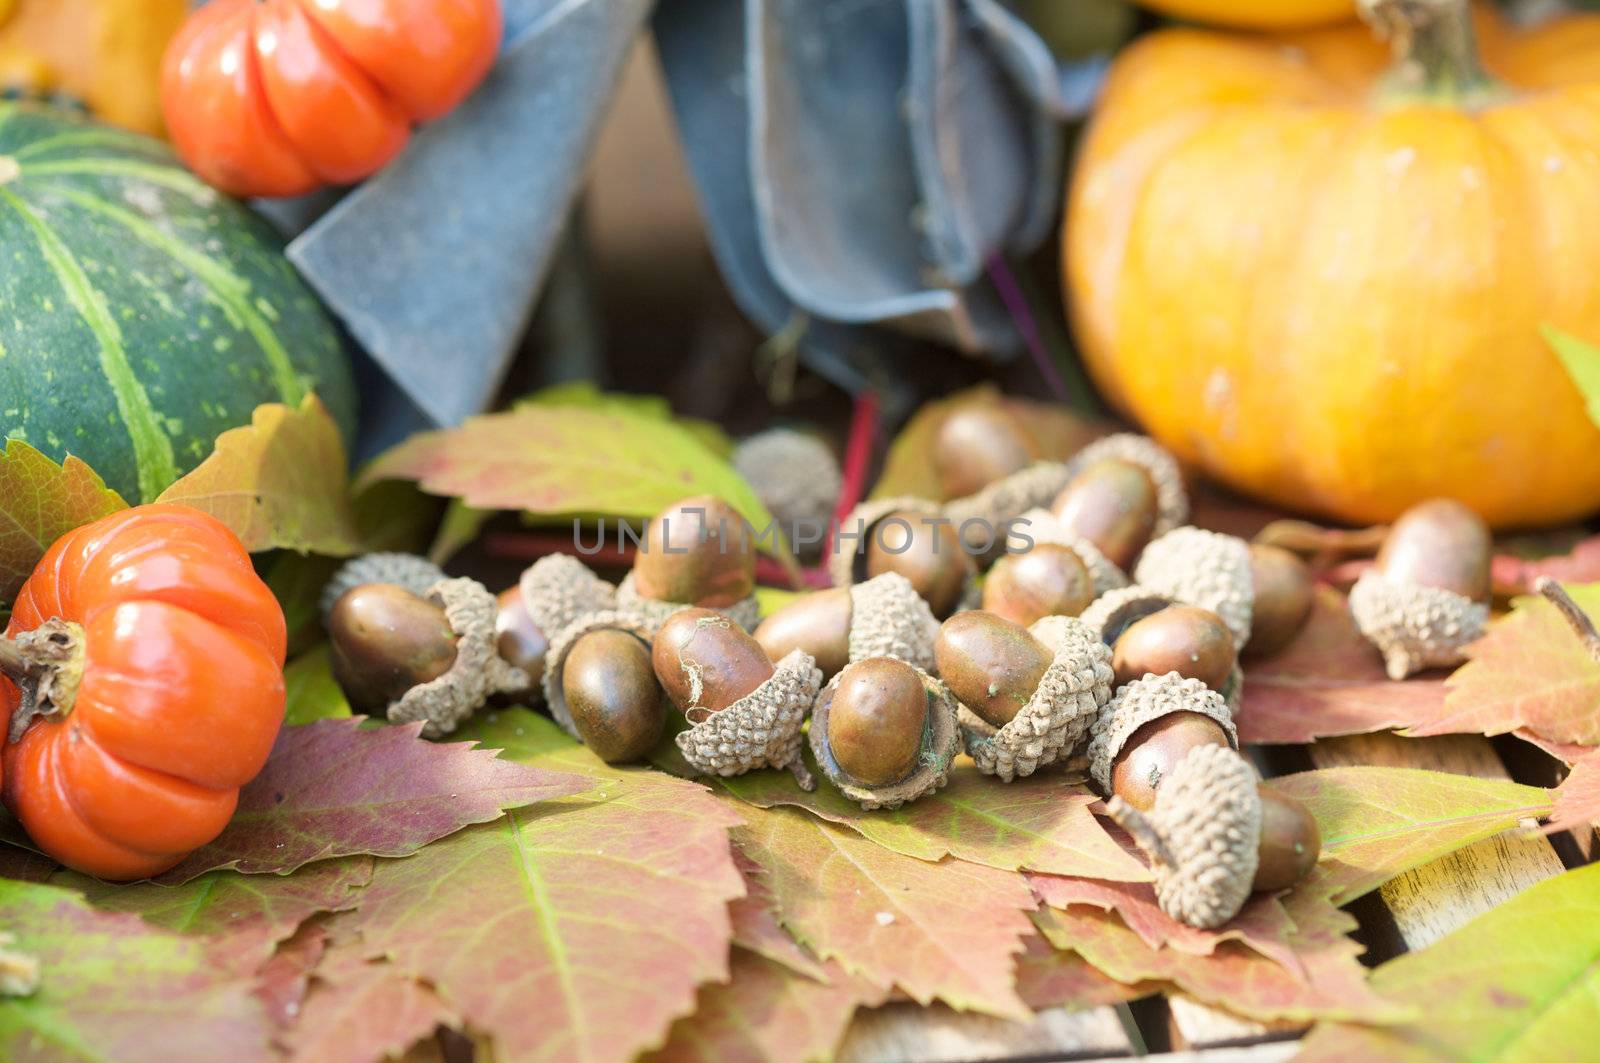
[809,666,959,810]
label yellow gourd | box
[1066,1,1600,528]
[1136,0,1356,30]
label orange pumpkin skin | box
[1135,0,1355,30]
[160,0,502,198]
[1,505,286,880]
[1066,8,1600,528]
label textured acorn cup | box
[1111,605,1237,692]
[755,587,854,680]
[1254,787,1321,891]
[934,612,1053,728]
[632,495,756,608]
[810,659,960,809]
[1050,457,1160,571]
[983,544,1095,627]
[1013,507,1129,597]
[1134,527,1255,650]
[733,429,841,554]
[1375,498,1492,603]
[1246,543,1315,658]
[1109,710,1232,814]
[933,404,1039,499]
[496,587,550,687]
[561,629,665,764]
[1086,669,1239,797]
[865,510,972,619]
[330,584,460,714]
[653,608,776,723]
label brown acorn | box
[934,612,1053,728]
[561,629,665,764]
[982,544,1095,627]
[1050,457,1160,571]
[1253,787,1321,891]
[330,583,459,714]
[1087,671,1238,800]
[754,587,854,680]
[1245,543,1315,658]
[1110,604,1237,691]
[495,587,550,687]
[810,658,960,809]
[1374,499,1492,603]
[755,572,940,683]
[630,495,756,608]
[653,608,776,723]
[933,404,1040,499]
[865,511,971,618]
[1108,710,1232,814]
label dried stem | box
[1536,577,1600,665]
[1254,519,1390,565]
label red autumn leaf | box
[1547,751,1600,834]
[733,802,1039,1021]
[1435,584,1600,745]
[1238,587,1446,744]
[161,718,593,882]
[255,922,328,1029]
[280,940,457,1063]
[1013,929,1158,1011]
[1492,531,1600,595]
[731,849,829,982]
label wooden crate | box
[830,729,1578,1063]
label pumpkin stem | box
[0,619,86,744]
[1536,578,1600,666]
[1359,0,1505,106]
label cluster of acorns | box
[315,415,1496,930]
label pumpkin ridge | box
[51,184,307,408]
[10,127,160,164]
[0,186,176,503]
[22,157,219,203]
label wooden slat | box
[1102,1043,1300,1063]
[1166,994,1301,1051]
[836,1002,1136,1062]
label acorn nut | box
[620,495,760,630]
[1063,434,1188,538]
[1086,670,1239,799]
[933,404,1040,499]
[982,544,1095,627]
[756,587,854,680]
[1135,527,1255,650]
[810,658,960,809]
[1349,499,1491,680]
[1049,457,1160,571]
[653,608,776,722]
[330,583,458,713]
[1011,507,1129,597]
[1254,787,1322,892]
[753,572,939,681]
[561,629,664,764]
[1109,709,1232,814]
[496,587,549,687]
[935,612,1053,728]
[832,498,977,619]
[1110,605,1237,692]
[320,552,447,628]
[1245,543,1315,657]
[494,553,618,697]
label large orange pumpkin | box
[1066,0,1600,528]
[1136,0,1356,31]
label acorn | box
[1086,671,1238,803]
[560,628,665,764]
[652,608,823,785]
[331,578,530,738]
[941,461,1076,568]
[1254,787,1322,892]
[753,572,939,681]
[1349,499,1491,680]
[809,657,960,809]
[982,544,1095,627]
[620,495,761,630]
[543,610,661,740]
[495,554,617,693]
[733,429,841,559]
[830,498,977,619]
[935,611,1114,781]
[1049,457,1161,571]
[1134,527,1255,650]
[1245,543,1315,658]
[1063,434,1188,540]
[320,552,447,628]
[1080,586,1243,709]
[932,403,1041,499]
[1107,744,1261,929]
[1012,507,1128,597]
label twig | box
[1536,577,1600,664]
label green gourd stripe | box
[52,185,307,407]
[22,158,220,203]
[0,108,15,151]
[0,188,176,502]
[11,128,155,163]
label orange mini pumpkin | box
[1135,0,1355,31]
[1067,0,1600,528]
[160,0,502,198]
[1,504,287,880]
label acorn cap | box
[320,552,448,627]
[1349,570,1489,681]
[810,666,959,810]
[675,648,823,787]
[733,429,842,544]
[827,496,980,610]
[847,572,940,672]
[1065,434,1188,537]
[942,462,1074,565]
[615,570,762,632]
[1015,507,1129,597]
[956,616,1115,782]
[1086,672,1238,796]
[388,578,531,738]
[1108,743,1261,930]
[1134,528,1254,649]
[517,554,617,637]
[541,610,661,739]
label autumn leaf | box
[1297,861,1600,1061]
[1491,532,1600,596]
[0,439,126,605]
[722,761,1150,882]
[328,707,747,1063]
[1437,583,1600,745]
[1544,751,1600,834]
[1271,766,1552,905]
[357,404,799,575]
[280,940,456,1063]
[521,382,735,458]
[282,646,353,726]
[733,802,1039,1021]
[731,849,829,982]
[157,396,362,556]
[1238,587,1447,744]
[1544,325,1600,429]
[161,718,593,882]
[254,922,328,1028]
[1013,929,1158,1012]
[0,880,274,1063]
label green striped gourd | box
[0,103,356,503]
